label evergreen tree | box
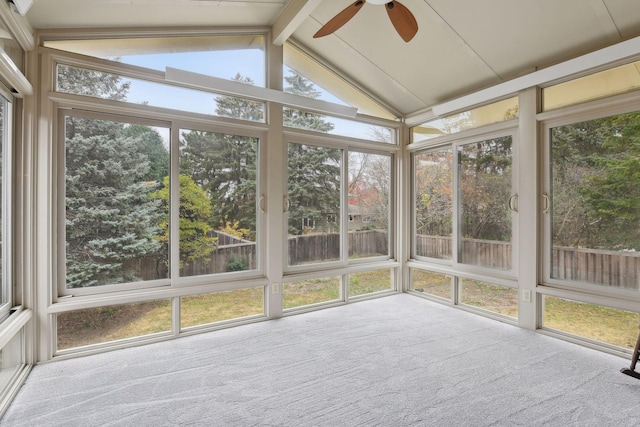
[62,66,167,287]
[65,129,163,287]
[283,70,340,235]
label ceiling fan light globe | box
[367,0,389,5]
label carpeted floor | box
[2,294,639,426]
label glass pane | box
[459,279,518,318]
[410,269,451,300]
[543,60,640,111]
[412,97,518,142]
[348,152,390,259]
[283,107,394,141]
[458,137,513,270]
[287,143,342,266]
[56,64,265,121]
[65,116,170,288]
[47,34,266,87]
[180,287,264,329]
[0,331,23,397]
[543,296,640,350]
[57,299,172,350]
[283,276,341,309]
[179,129,258,277]
[348,269,392,297]
[284,44,396,119]
[414,149,453,260]
[550,112,640,290]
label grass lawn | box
[58,270,640,352]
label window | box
[180,287,264,330]
[414,149,453,260]
[56,64,266,121]
[56,299,173,350]
[287,143,342,266]
[410,269,452,300]
[413,135,515,272]
[284,42,397,120]
[179,129,259,277]
[459,278,518,319]
[543,60,640,111]
[283,276,341,310]
[287,144,393,268]
[0,95,10,316]
[543,295,640,350]
[545,109,640,292]
[348,151,391,259]
[47,34,267,86]
[63,113,170,290]
[458,136,513,270]
[412,97,518,142]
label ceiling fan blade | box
[385,1,418,42]
[314,1,365,38]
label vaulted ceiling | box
[24,0,640,118]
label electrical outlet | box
[522,289,532,303]
[272,283,280,294]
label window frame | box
[410,122,519,281]
[55,94,268,298]
[283,132,397,275]
[540,89,640,301]
[0,90,12,321]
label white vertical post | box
[517,87,539,331]
[265,41,284,318]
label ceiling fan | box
[314,0,418,42]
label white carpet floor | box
[2,294,640,426]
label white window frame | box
[283,131,398,275]
[410,121,519,282]
[539,89,640,302]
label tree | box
[579,112,640,249]
[179,130,258,236]
[549,113,640,250]
[178,74,260,236]
[62,65,167,287]
[283,70,340,235]
[348,152,390,230]
[153,175,217,269]
[458,137,512,241]
[65,129,164,287]
[287,143,341,235]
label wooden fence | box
[416,235,640,290]
[128,231,640,290]
[287,230,388,265]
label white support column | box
[517,87,539,331]
[398,124,410,292]
[265,41,284,319]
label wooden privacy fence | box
[552,246,640,290]
[416,235,512,270]
[287,230,389,265]
[417,235,640,290]
[130,231,640,290]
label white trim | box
[165,66,358,119]
[0,47,30,96]
[272,0,321,46]
[416,35,640,119]
[0,0,34,51]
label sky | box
[112,49,380,139]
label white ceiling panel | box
[25,0,287,29]
[20,0,640,117]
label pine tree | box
[284,70,340,235]
[61,66,167,287]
